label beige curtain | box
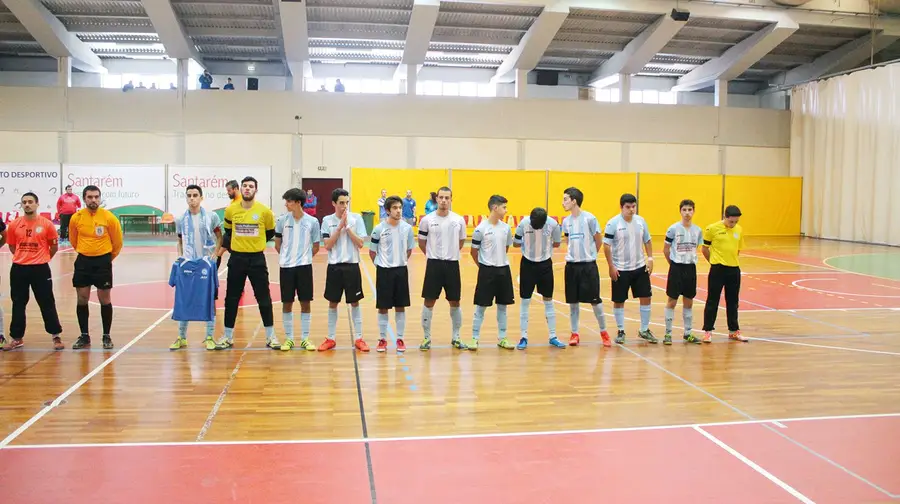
[790,62,900,245]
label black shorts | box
[72,253,113,289]
[280,264,314,302]
[564,261,601,304]
[474,265,515,307]
[422,259,461,302]
[666,262,697,300]
[324,263,364,304]
[376,266,411,309]
[611,267,653,303]
[520,257,554,299]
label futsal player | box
[216,179,240,270]
[561,187,611,347]
[513,206,564,350]
[3,192,64,351]
[603,193,657,344]
[170,184,222,351]
[274,188,320,351]
[69,185,123,350]
[418,186,467,351]
[318,188,369,352]
[469,195,515,350]
[369,195,415,353]
[215,176,278,350]
[662,199,703,345]
[701,205,748,343]
[0,220,6,347]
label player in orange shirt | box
[3,192,64,351]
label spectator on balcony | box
[334,79,345,92]
[224,78,234,90]
[122,80,134,92]
[199,70,213,89]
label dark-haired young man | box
[319,188,369,352]
[170,184,222,351]
[69,185,123,350]
[369,195,415,353]
[663,199,704,345]
[418,186,467,351]
[216,179,240,270]
[702,205,748,343]
[469,195,515,350]
[513,206,563,350]
[3,192,64,351]
[603,193,656,344]
[216,176,277,349]
[275,188,320,351]
[561,187,611,347]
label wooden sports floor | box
[1,236,898,504]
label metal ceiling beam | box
[140,0,204,63]
[672,16,798,92]
[588,13,686,86]
[774,32,900,86]
[1,0,105,72]
[394,0,439,81]
[278,0,312,79]
[492,5,568,83]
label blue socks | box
[377,312,389,340]
[683,307,693,335]
[664,307,674,333]
[300,312,311,340]
[327,307,338,340]
[520,297,531,338]
[264,325,275,340]
[569,303,580,333]
[472,305,486,340]
[205,320,215,338]
[592,303,607,331]
[614,307,625,331]
[450,306,462,340]
[351,305,363,340]
[421,306,433,339]
[283,312,294,339]
[544,300,556,338]
[639,305,651,332]
[395,311,406,339]
[178,320,188,338]
[497,305,508,339]
[224,327,234,340]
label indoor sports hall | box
[1,1,899,503]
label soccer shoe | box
[2,338,23,351]
[497,338,515,350]
[549,337,566,349]
[451,339,468,350]
[72,334,90,350]
[568,333,580,346]
[396,339,406,353]
[663,332,673,345]
[169,337,188,350]
[683,333,702,344]
[318,338,336,352]
[702,331,712,343]
[376,339,388,353]
[214,338,234,350]
[102,335,114,350]
[600,330,612,347]
[52,337,64,351]
[419,338,432,351]
[615,330,626,344]
[516,337,528,350]
[298,339,316,351]
[638,329,658,344]
[729,331,748,342]
[266,337,281,350]
[204,336,217,350]
[467,339,479,351]
[0,335,5,346]
[354,338,370,352]
[280,339,295,352]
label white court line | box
[0,265,230,450]
[5,411,900,450]
[748,337,900,356]
[742,253,835,271]
[792,279,900,299]
[772,421,787,429]
[874,283,900,291]
[693,426,816,504]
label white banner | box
[167,165,272,214]
[63,165,166,214]
[0,164,62,216]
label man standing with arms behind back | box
[701,205,748,343]
[69,185,122,350]
[56,185,81,243]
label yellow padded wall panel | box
[350,168,449,220]
[450,169,546,219]
[723,176,801,236]
[638,174,724,235]
[547,172,637,221]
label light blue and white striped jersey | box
[561,211,600,263]
[418,211,467,261]
[472,220,513,267]
[275,212,321,267]
[514,216,561,262]
[321,211,368,264]
[603,214,651,271]
[176,209,221,260]
[665,222,702,264]
[369,220,415,268]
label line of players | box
[172,180,748,353]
